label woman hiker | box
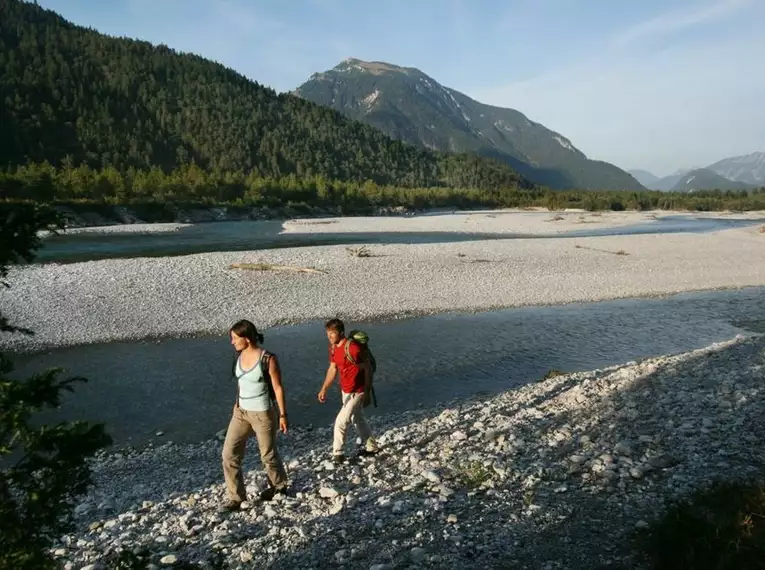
[220,319,289,512]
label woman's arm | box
[269,355,288,433]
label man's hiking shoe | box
[259,486,288,501]
[217,500,242,513]
[332,453,347,465]
[360,438,380,456]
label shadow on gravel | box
[260,337,765,570]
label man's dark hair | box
[324,318,345,335]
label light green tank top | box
[235,351,272,412]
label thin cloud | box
[610,0,750,50]
[471,20,765,174]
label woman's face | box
[230,331,249,351]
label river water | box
[12,286,764,447]
[35,214,764,263]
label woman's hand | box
[317,389,327,403]
[279,415,288,434]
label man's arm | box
[318,362,337,403]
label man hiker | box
[317,318,378,463]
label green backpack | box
[344,330,378,407]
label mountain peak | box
[333,58,414,76]
[296,60,644,191]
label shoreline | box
[52,334,765,569]
[39,206,765,235]
[5,283,763,356]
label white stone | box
[421,470,441,484]
[319,486,339,499]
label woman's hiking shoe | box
[332,453,347,465]
[217,499,242,513]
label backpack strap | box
[260,350,276,403]
[344,338,357,365]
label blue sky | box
[37,0,765,176]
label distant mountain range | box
[295,58,645,191]
[671,169,755,192]
[706,152,765,186]
[627,169,660,188]
[628,169,695,191]
[630,152,764,191]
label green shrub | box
[635,480,765,570]
[0,204,111,569]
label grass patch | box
[454,461,494,488]
[546,215,566,222]
[575,244,629,256]
[541,369,567,380]
[635,480,765,570]
[346,245,372,258]
[229,262,326,274]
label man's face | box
[326,328,342,345]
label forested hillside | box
[0,0,532,193]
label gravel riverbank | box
[39,222,192,237]
[52,334,765,569]
[3,221,765,352]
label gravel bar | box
[51,334,765,569]
[39,222,192,237]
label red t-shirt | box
[330,339,365,394]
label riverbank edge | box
[35,202,765,230]
[5,284,762,355]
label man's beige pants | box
[333,391,373,455]
[222,405,288,503]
